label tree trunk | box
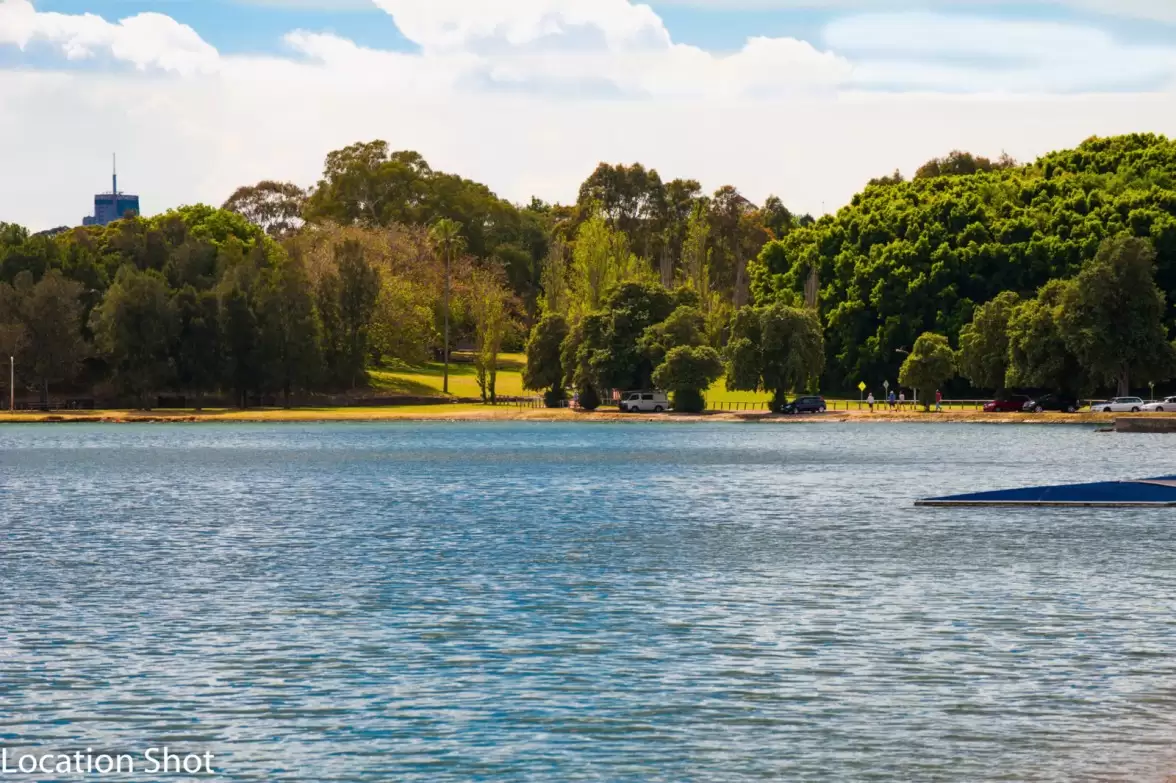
[771,388,787,414]
[1118,369,1130,397]
[194,390,203,413]
[284,382,291,409]
[734,258,749,308]
[41,377,48,407]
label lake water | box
[2,422,1176,782]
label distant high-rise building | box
[83,155,140,227]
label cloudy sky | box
[2,0,1175,230]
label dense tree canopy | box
[751,133,1176,394]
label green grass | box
[368,352,527,399]
[703,381,772,406]
[367,361,777,407]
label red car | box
[984,395,1030,413]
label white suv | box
[619,391,670,413]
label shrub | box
[578,384,601,411]
[671,388,706,413]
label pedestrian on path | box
[888,390,896,411]
[935,389,943,413]
[867,392,875,413]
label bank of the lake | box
[0,406,1119,425]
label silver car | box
[1141,396,1176,412]
[1096,397,1145,413]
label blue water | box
[2,422,1175,782]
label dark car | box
[781,396,827,414]
[1022,394,1080,413]
[983,394,1030,413]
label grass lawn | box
[368,352,527,399]
[367,358,773,407]
[0,404,536,423]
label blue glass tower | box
[83,156,140,227]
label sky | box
[2,0,1176,230]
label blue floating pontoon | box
[917,477,1176,507]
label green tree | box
[1007,279,1085,394]
[315,270,345,389]
[219,281,260,408]
[574,282,677,394]
[539,237,571,317]
[468,267,511,404]
[92,266,176,407]
[957,291,1021,391]
[430,219,465,394]
[640,305,706,368]
[652,346,723,413]
[222,181,307,238]
[561,315,606,408]
[335,239,380,389]
[570,215,646,316]
[173,286,221,409]
[523,313,569,407]
[1059,236,1176,395]
[371,274,436,366]
[9,270,87,404]
[725,303,825,412]
[899,332,956,410]
[258,258,323,407]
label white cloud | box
[0,0,218,75]
[0,0,1175,231]
[827,13,1176,92]
[652,0,1176,25]
[371,0,672,53]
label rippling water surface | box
[2,422,1176,782]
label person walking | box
[888,390,896,411]
[867,392,875,413]
[899,391,906,410]
[935,389,943,413]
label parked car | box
[1141,396,1176,412]
[781,396,827,414]
[619,391,670,413]
[1095,397,1146,413]
[983,395,1030,413]
[1022,394,1080,414]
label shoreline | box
[0,406,1118,425]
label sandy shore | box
[0,406,1118,425]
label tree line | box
[0,141,809,407]
[5,133,1176,409]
